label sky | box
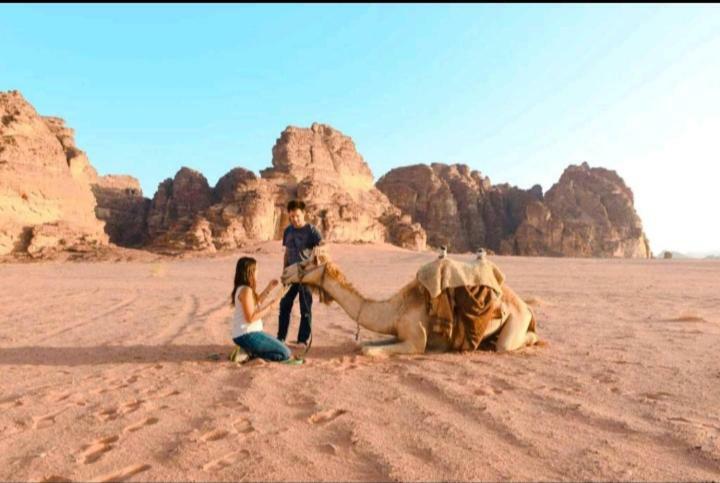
[2,4,719,254]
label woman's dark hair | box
[287,199,306,212]
[231,256,258,306]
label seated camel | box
[280,247,540,358]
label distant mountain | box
[656,250,720,259]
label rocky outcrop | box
[378,161,650,258]
[91,175,150,247]
[376,163,542,253]
[145,123,426,252]
[0,90,109,257]
[42,111,150,249]
[1,91,648,258]
[146,167,214,249]
[261,123,374,193]
[507,162,651,258]
[261,123,423,247]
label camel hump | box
[416,257,504,298]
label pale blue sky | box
[2,4,719,253]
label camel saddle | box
[416,257,508,351]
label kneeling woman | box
[231,256,298,363]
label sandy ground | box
[1,241,719,482]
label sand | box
[1,241,719,481]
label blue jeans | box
[277,283,313,343]
[233,332,291,362]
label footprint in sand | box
[641,391,673,401]
[331,355,360,371]
[0,397,23,410]
[156,389,181,399]
[77,435,119,464]
[318,442,339,455]
[308,409,347,425]
[123,417,159,434]
[668,416,693,424]
[117,399,145,415]
[202,450,249,472]
[592,371,619,384]
[95,408,119,422]
[38,475,73,482]
[285,394,316,409]
[232,417,254,434]
[32,408,66,429]
[473,385,501,396]
[91,463,151,482]
[199,429,230,442]
[45,391,72,403]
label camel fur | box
[280,247,540,358]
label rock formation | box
[507,163,651,258]
[43,113,151,248]
[144,123,426,252]
[376,163,543,253]
[1,90,649,259]
[378,162,650,258]
[0,91,108,257]
[90,176,150,247]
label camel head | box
[281,245,335,304]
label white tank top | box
[231,286,264,339]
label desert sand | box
[1,242,719,482]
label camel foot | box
[526,331,540,347]
[361,340,424,358]
[361,346,391,358]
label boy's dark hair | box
[287,199,306,212]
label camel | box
[280,247,540,358]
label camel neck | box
[321,274,398,335]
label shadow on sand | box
[0,341,362,366]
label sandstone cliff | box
[507,162,651,258]
[377,161,650,258]
[1,91,649,259]
[144,123,426,252]
[0,91,108,257]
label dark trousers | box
[277,283,313,343]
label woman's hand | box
[258,279,281,303]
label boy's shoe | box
[228,346,250,364]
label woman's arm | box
[238,286,281,322]
[257,279,280,304]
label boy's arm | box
[309,225,323,249]
[282,226,290,267]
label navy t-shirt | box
[283,224,323,267]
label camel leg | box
[362,340,423,358]
[495,310,535,352]
[357,337,399,348]
[361,319,426,358]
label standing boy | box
[278,200,323,347]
